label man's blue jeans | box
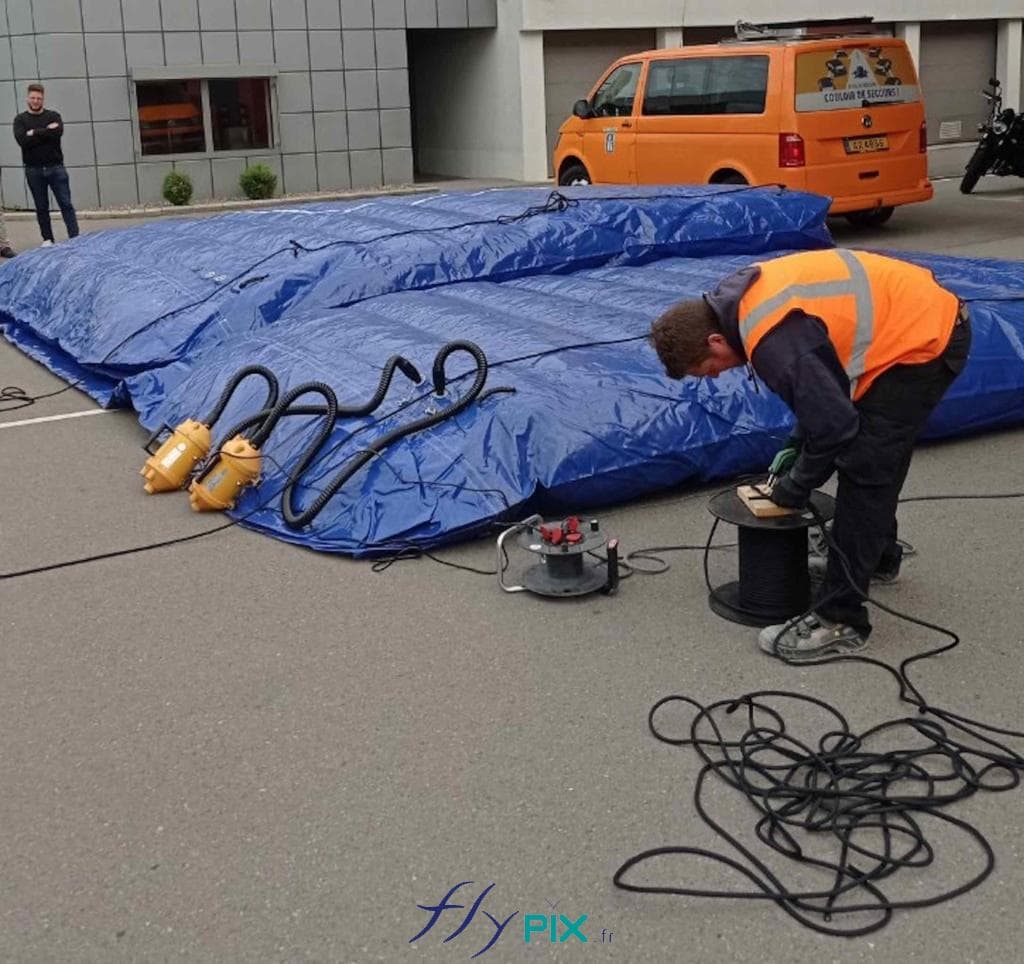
[25,164,79,242]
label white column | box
[997,19,1023,112]
[656,27,683,49]
[519,31,549,181]
[895,22,920,75]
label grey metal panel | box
[1,167,28,209]
[316,149,350,188]
[277,70,312,111]
[85,34,128,77]
[342,30,376,69]
[274,30,309,68]
[282,151,316,191]
[161,0,200,31]
[202,32,239,64]
[373,0,405,28]
[12,40,38,80]
[89,76,132,121]
[405,0,436,29]
[212,155,246,196]
[131,63,276,79]
[374,29,405,69]
[344,69,376,109]
[7,0,35,35]
[40,78,92,120]
[376,67,407,108]
[467,0,496,28]
[36,34,87,78]
[382,145,412,183]
[340,0,373,29]
[82,0,123,31]
[97,163,140,205]
[271,0,306,29]
[311,69,345,110]
[436,0,467,29]
[94,119,135,163]
[308,0,341,30]
[125,33,166,68]
[314,109,347,149]
[379,106,410,147]
[61,121,96,164]
[309,31,343,70]
[173,157,213,198]
[0,39,13,83]
[138,160,173,202]
[33,0,84,32]
[348,146,381,186]
[920,20,996,144]
[164,32,202,66]
[236,0,272,30]
[239,31,274,63]
[346,108,379,148]
[66,165,99,210]
[279,111,315,152]
[198,0,236,30]
[123,0,162,32]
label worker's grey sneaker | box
[758,614,868,662]
[808,529,903,585]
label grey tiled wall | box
[0,0,496,209]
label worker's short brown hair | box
[649,298,721,378]
[27,83,44,94]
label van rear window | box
[642,56,768,116]
[796,44,920,111]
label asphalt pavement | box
[2,176,1024,963]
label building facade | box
[0,0,497,208]
[2,0,1022,208]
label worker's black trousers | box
[816,314,972,636]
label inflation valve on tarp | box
[497,514,619,598]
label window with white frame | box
[136,77,272,155]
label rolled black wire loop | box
[737,527,810,616]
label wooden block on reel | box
[736,484,800,519]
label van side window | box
[642,56,769,115]
[591,63,643,117]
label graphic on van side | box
[795,45,920,112]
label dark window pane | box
[209,78,271,151]
[137,80,205,155]
[706,57,768,113]
[591,63,642,117]
[642,58,710,115]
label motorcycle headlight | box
[994,121,1008,134]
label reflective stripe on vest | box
[739,250,874,397]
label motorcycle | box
[960,77,1024,194]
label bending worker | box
[649,248,971,661]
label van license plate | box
[845,136,889,154]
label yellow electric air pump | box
[140,419,211,493]
[188,434,262,511]
[139,365,280,496]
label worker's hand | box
[769,474,810,509]
[26,128,34,137]
[46,122,59,130]
[768,445,798,478]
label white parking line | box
[0,408,112,430]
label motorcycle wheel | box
[960,145,994,194]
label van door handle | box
[621,121,633,129]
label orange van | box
[552,22,932,226]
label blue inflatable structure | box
[2,186,1023,556]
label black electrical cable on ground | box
[615,490,1024,937]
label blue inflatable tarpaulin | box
[2,186,1024,556]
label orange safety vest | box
[738,249,960,400]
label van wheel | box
[712,172,748,185]
[558,163,591,186]
[845,206,894,227]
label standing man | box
[13,83,79,247]
[649,248,971,662]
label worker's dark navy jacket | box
[705,264,912,494]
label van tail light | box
[919,120,928,153]
[779,133,805,168]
